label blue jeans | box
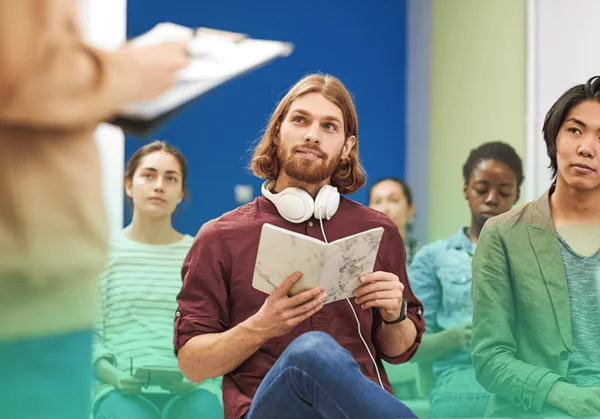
[429,366,490,418]
[0,329,93,419]
[94,388,223,419]
[246,331,417,419]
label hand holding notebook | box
[252,223,384,304]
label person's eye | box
[293,116,306,124]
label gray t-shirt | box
[559,235,600,386]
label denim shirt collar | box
[447,227,476,256]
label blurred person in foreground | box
[0,1,190,418]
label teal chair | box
[383,361,430,418]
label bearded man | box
[174,74,424,419]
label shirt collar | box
[447,227,476,255]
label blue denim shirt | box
[409,227,475,377]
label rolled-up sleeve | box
[174,220,232,354]
[373,223,425,364]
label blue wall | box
[125,0,408,235]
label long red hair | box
[250,74,366,194]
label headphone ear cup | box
[277,188,314,223]
[314,185,340,220]
[262,181,315,223]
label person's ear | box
[341,135,357,159]
[408,204,416,219]
[125,178,133,198]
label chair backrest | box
[383,362,422,399]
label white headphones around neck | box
[261,180,340,223]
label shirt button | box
[308,221,314,226]
[176,311,181,317]
[559,351,568,360]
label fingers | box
[159,42,189,70]
[355,288,403,306]
[118,376,147,396]
[271,272,304,299]
[353,272,404,313]
[121,377,146,384]
[290,300,326,325]
[361,297,402,311]
[359,271,401,284]
[145,41,190,69]
[285,285,325,308]
[354,281,396,298]
[171,40,191,67]
[169,39,192,49]
[354,279,403,301]
[286,292,328,319]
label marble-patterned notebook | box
[252,223,384,304]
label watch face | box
[382,299,407,325]
[400,298,407,319]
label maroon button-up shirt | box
[174,196,424,419]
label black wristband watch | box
[381,298,408,325]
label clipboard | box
[108,23,294,137]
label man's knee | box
[283,331,346,369]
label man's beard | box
[278,144,343,184]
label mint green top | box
[93,230,222,407]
